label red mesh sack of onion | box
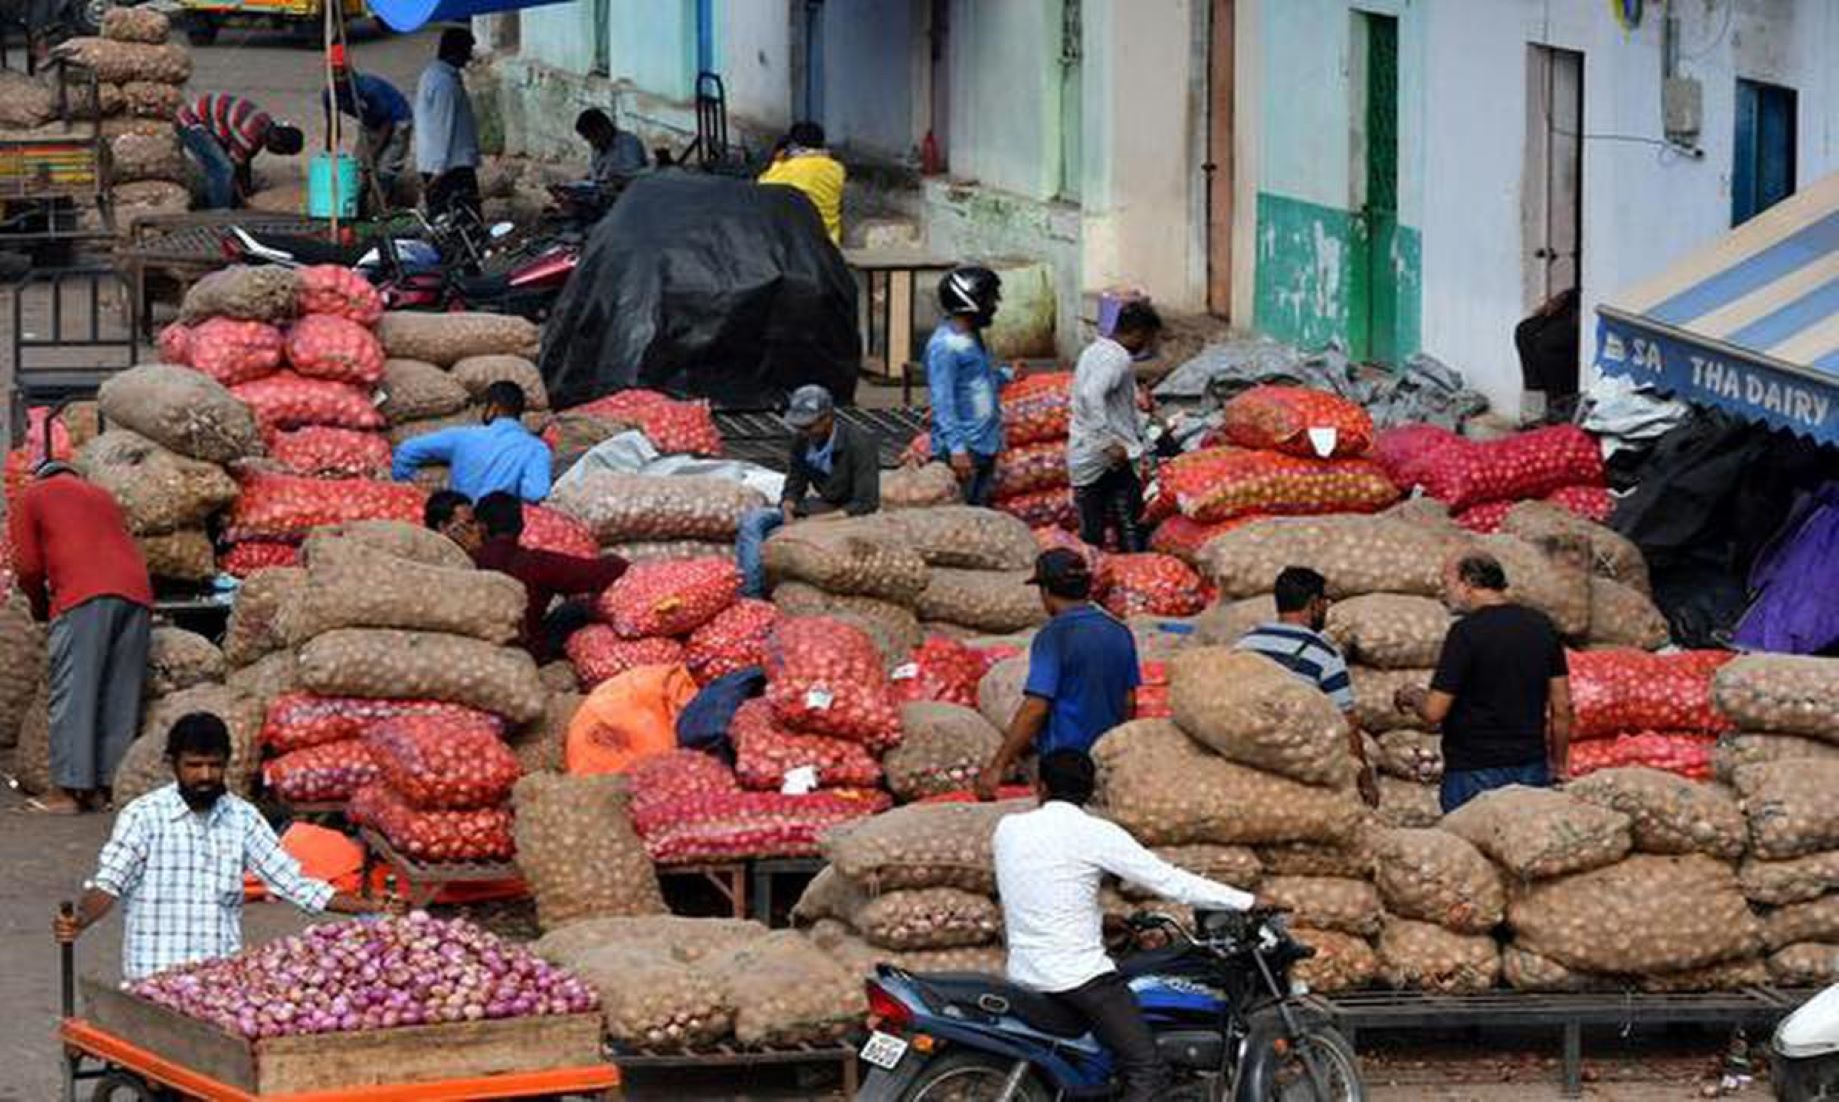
[348,782,515,862]
[364,712,521,811]
[231,373,385,432]
[220,540,299,576]
[262,693,504,755]
[224,471,424,541]
[890,635,993,707]
[297,264,384,326]
[164,317,285,387]
[595,557,739,639]
[1409,424,1604,511]
[1159,446,1399,523]
[992,440,1069,497]
[286,313,386,387]
[1095,553,1208,618]
[565,626,685,688]
[1568,649,1732,740]
[730,698,882,790]
[764,616,902,749]
[683,598,777,683]
[264,740,380,803]
[270,426,392,479]
[520,504,599,558]
[639,789,891,864]
[1217,385,1375,459]
[568,389,723,456]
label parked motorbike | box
[1773,984,1839,1100]
[856,908,1366,1102]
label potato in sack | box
[1168,648,1357,787]
[1713,655,1839,741]
[1508,853,1762,975]
[1441,786,1631,879]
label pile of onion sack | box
[130,912,596,1038]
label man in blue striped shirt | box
[1235,566,1377,805]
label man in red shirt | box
[470,492,627,661]
[174,93,304,210]
[7,462,154,813]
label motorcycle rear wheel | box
[1269,1026,1364,1102]
[903,1050,1054,1102]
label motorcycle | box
[856,908,1365,1101]
[1772,983,1839,1099]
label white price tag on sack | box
[1307,426,1339,458]
[805,687,835,711]
[781,765,820,795]
[890,662,919,682]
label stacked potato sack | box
[549,468,762,569]
[1566,650,1732,780]
[1373,423,1609,534]
[567,558,765,689]
[759,513,930,663]
[1711,656,1839,986]
[0,586,46,755]
[559,389,724,458]
[1368,827,1506,992]
[375,310,549,485]
[883,507,1048,638]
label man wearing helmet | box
[926,266,1006,506]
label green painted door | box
[1355,13,1399,363]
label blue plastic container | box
[308,152,360,219]
[370,0,570,33]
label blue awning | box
[1595,171,1839,445]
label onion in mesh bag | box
[764,616,901,748]
[595,557,739,639]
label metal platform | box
[714,406,928,472]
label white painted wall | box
[945,0,1059,200]
[716,0,792,131]
[820,0,919,158]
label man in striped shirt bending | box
[1236,566,1378,806]
[175,93,303,209]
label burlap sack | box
[1441,786,1631,880]
[550,471,764,544]
[1291,928,1378,993]
[119,81,182,120]
[1638,956,1769,993]
[1502,501,1649,594]
[1192,595,1277,645]
[1169,648,1356,787]
[1741,852,1839,907]
[55,38,191,83]
[387,410,473,448]
[144,628,225,698]
[822,799,1032,894]
[99,364,260,462]
[12,682,52,794]
[1255,840,1372,880]
[538,940,730,1049]
[1565,767,1746,859]
[375,311,540,366]
[976,655,1029,731]
[1259,876,1381,937]
[1501,945,1614,992]
[763,517,930,604]
[1093,719,1363,847]
[112,180,189,222]
[1714,656,1839,741]
[222,567,304,667]
[115,684,262,803]
[1769,943,1839,987]
[809,921,1007,980]
[0,594,46,751]
[109,132,184,184]
[512,772,665,931]
[606,539,736,564]
[881,464,959,510]
[511,690,578,775]
[76,430,237,535]
[1374,730,1442,782]
[1586,577,1670,650]
[1378,918,1500,993]
[451,354,548,409]
[535,914,768,967]
[773,583,923,666]
[1734,759,1839,859]
[62,78,123,121]
[852,887,1002,951]
[540,661,575,694]
[0,72,54,128]
[881,507,1037,570]
[1325,594,1450,670]
[1714,733,1839,783]
[1761,893,1839,951]
[301,519,470,570]
[377,359,469,423]
[913,569,1046,634]
[1200,516,1449,600]
[281,540,523,645]
[884,703,1003,800]
[101,7,170,42]
[223,648,298,711]
[1509,854,1763,975]
[1471,534,1590,638]
[298,629,546,723]
[1376,776,1442,828]
[137,529,214,581]
[1372,828,1504,934]
[1348,667,1433,734]
[791,866,867,926]
[701,931,866,1046]
[178,266,300,324]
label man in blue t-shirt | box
[975,549,1140,800]
[325,49,415,200]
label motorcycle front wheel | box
[902,1050,1054,1102]
[1268,1026,1365,1102]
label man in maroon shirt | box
[7,462,154,813]
[470,492,627,660]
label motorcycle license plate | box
[860,1031,910,1070]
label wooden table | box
[842,247,955,384]
[357,828,521,909]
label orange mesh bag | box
[1219,385,1374,458]
[1161,446,1398,523]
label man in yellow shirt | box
[759,121,845,244]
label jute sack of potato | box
[1376,777,1441,828]
[772,583,923,666]
[822,799,1031,894]
[763,517,930,604]
[1373,730,1442,781]
[1169,648,1355,787]
[1714,733,1839,782]
[298,628,546,723]
[375,311,539,366]
[281,540,523,645]
[1565,767,1745,859]
[1117,846,1263,900]
[1442,786,1631,880]
[607,539,737,564]
[976,655,1029,731]
[0,594,46,750]
[511,690,578,774]
[55,38,191,83]
[1470,534,1590,638]
[1741,852,1839,906]
[115,685,262,803]
[222,567,304,667]
[546,941,731,1049]
[11,683,52,793]
[224,648,298,711]
[1192,595,1276,645]
[1500,945,1614,992]
[388,410,473,448]
[1201,516,1448,600]
[1586,577,1670,651]
[0,71,54,128]
[1254,841,1372,880]
[1638,956,1769,993]
[881,464,959,510]
[1768,943,1839,987]
[1325,595,1450,669]
[1259,876,1381,937]
[1348,668,1433,734]
[512,772,665,931]
[137,530,215,581]
[119,81,182,119]
[1507,853,1762,975]
[1733,759,1839,859]
[1093,720,1363,847]
[102,7,170,43]
[534,915,768,967]
[1372,828,1504,934]
[76,430,238,535]
[1502,501,1649,594]
[377,359,469,423]
[885,703,1003,801]
[1714,655,1839,741]
[112,180,188,221]
[1291,928,1378,993]
[809,920,1007,980]
[914,569,1046,635]
[881,506,1037,571]
[700,930,866,1047]
[98,364,260,463]
[301,519,470,570]
[853,887,1002,951]
[451,354,548,409]
[109,132,185,184]
[144,628,225,698]
[791,866,868,925]
[550,471,764,543]
[178,265,300,324]
[1761,893,1839,951]
[1378,918,1499,993]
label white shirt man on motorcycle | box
[992,750,1263,1102]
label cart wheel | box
[185,14,218,44]
[91,1069,165,1100]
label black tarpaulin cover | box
[538,173,861,410]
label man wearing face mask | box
[53,714,396,981]
[390,381,551,502]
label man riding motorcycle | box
[992,750,1269,1101]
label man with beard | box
[54,714,397,980]
[1235,566,1378,806]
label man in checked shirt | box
[54,713,397,981]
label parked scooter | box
[1773,984,1839,1099]
[856,908,1366,1102]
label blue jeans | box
[179,124,236,210]
[736,506,786,598]
[1439,761,1551,814]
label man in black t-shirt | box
[1395,551,1573,813]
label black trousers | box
[1053,971,1166,1102]
[424,166,481,221]
[1075,464,1147,552]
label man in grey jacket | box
[1067,301,1162,551]
[735,385,881,597]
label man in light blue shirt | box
[926,265,1006,506]
[392,381,552,502]
[414,27,481,219]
